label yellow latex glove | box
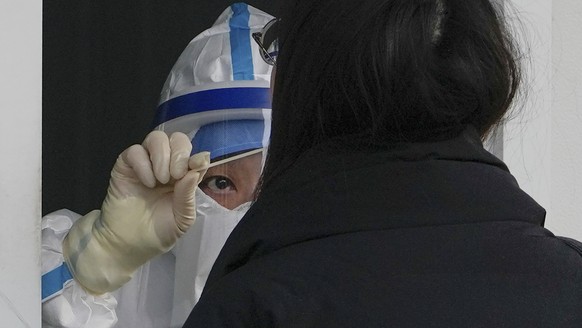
[63,131,209,295]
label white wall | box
[503,0,553,217]
[0,0,42,327]
[548,0,582,240]
[504,0,582,241]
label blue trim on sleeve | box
[152,87,271,127]
[42,263,73,301]
[229,3,255,80]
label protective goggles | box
[252,18,280,66]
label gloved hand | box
[62,131,210,295]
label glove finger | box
[142,131,171,184]
[189,151,210,184]
[121,144,157,188]
[173,169,200,233]
[169,132,193,180]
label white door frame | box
[0,0,42,326]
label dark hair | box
[260,0,521,189]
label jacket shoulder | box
[557,236,582,257]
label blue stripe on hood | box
[152,87,271,127]
[229,3,255,80]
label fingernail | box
[189,151,209,170]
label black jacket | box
[184,127,582,327]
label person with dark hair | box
[183,0,582,327]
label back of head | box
[263,0,520,184]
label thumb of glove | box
[175,151,210,228]
[178,152,210,228]
[172,169,201,234]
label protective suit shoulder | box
[42,208,80,300]
[41,209,118,328]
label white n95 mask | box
[170,188,250,327]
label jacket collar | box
[204,126,546,287]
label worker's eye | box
[199,176,236,194]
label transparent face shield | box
[164,113,270,326]
[199,148,265,210]
[207,148,263,169]
[169,147,266,326]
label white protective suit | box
[41,3,273,327]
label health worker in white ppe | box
[40,3,274,327]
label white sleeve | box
[41,209,118,328]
